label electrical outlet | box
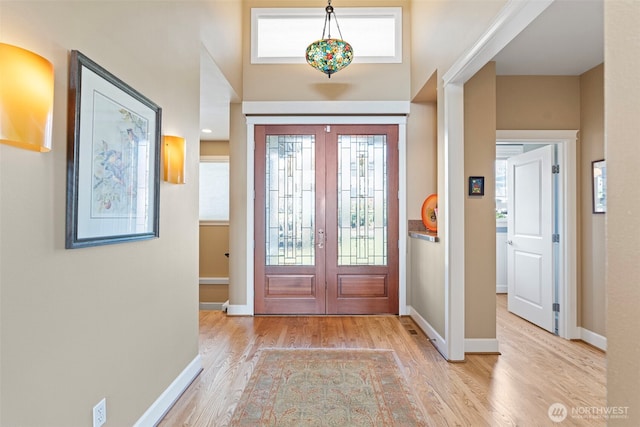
[93,398,106,427]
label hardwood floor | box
[159,295,605,426]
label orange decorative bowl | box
[421,194,438,232]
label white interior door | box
[507,145,554,332]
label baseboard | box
[199,302,226,311]
[496,285,508,294]
[407,305,448,360]
[464,338,500,354]
[199,277,229,285]
[226,303,253,316]
[579,327,607,351]
[133,355,203,427]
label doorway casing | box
[442,0,569,360]
[497,130,579,342]
[232,103,409,316]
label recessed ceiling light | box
[202,128,212,133]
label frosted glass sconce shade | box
[0,43,54,152]
[163,135,186,184]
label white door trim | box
[237,112,408,316]
[441,0,555,360]
[497,130,579,339]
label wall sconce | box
[163,135,186,184]
[0,43,54,152]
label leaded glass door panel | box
[254,125,398,315]
[325,125,398,314]
[254,125,326,314]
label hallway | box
[159,295,605,426]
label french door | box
[254,124,399,315]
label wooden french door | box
[254,124,398,315]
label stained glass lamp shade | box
[305,1,353,78]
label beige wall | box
[406,100,442,334]
[0,2,213,425]
[464,62,497,340]
[407,102,438,218]
[496,76,581,130]
[200,1,243,99]
[410,0,506,100]
[228,103,249,306]
[410,238,445,337]
[408,0,505,348]
[199,141,230,303]
[605,1,640,423]
[579,64,605,336]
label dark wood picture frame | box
[592,159,606,214]
[469,176,485,196]
[66,50,162,249]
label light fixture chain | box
[321,11,329,39]
[332,11,345,40]
[305,0,353,78]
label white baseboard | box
[199,277,229,285]
[407,305,448,360]
[579,327,607,351]
[133,355,202,427]
[199,302,226,311]
[465,338,500,353]
[226,304,253,316]
[496,285,508,294]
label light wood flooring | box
[159,295,605,426]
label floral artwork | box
[66,50,160,249]
[91,93,149,218]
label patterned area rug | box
[229,348,427,426]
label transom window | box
[251,8,402,64]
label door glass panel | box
[337,134,387,265]
[265,135,315,265]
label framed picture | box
[469,176,485,196]
[592,159,606,214]
[66,50,162,249]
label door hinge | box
[553,302,560,313]
[552,165,560,174]
[552,233,560,243]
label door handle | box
[318,229,325,249]
[507,240,513,245]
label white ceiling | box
[199,47,236,142]
[199,0,604,141]
[493,0,603,75]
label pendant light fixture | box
[305,0,353,78]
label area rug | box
[229,348,427,426]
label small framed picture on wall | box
[469,176,485,196]
[592,159,606,213]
